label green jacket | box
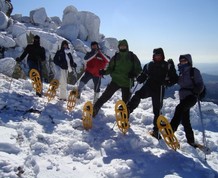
[105,51,142,88]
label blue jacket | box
[178,66,204,100]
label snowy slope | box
[0,73,218,178]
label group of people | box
[16,35,205,148]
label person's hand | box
[16,57,21,62]
[128,71,135,78]
[99,69,106,75]
[73,63,77,68]
[136,74,146,84]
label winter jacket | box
[178,66,204,100]
[138,60,175,90]
[19,43,45,64]
[54,49,76,70]
[105,51,142,88]
[84,50,109,77]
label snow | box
[0,73,218,178]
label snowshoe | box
[46,79,59,102]
[67,88,78,111]
[82,101,93,130]
[115,100,129,134]
[29,69,42,94]
[157,115,180,151]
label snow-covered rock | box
[30,8,48,26]
[0,11,8,30]
[0,33,16,48]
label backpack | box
[190,67,206,101]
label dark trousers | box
[170,95,197,143]
[28,60,42,79]
[127,84,164,131]
[80,72,101,93]
[94,81,131,110]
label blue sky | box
[12,0,218,64]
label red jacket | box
[84,50,109,77]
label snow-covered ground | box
[0,73,218,178]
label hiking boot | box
[150,130,162,140]
[188,142,198,148]
[160,121,167,127]
[36,92,42,97]
[93,106,100,117]
[118,105,123,111]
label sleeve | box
[19,45,30,61]
[53,51,60,66]
[133,53,142,76]
[68,53,77,68]
[84,50,97,62]
[104,55,116,75]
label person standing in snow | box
[93,39,142,117]
[170,54,205,148]
[53,40,77,100]
[77,41,109,104]
[127,48,178,139]
[16,35,46,97]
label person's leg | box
[180,96,197,144]
[28,60,42,96]
[170,95,197,133]
[121,87,131,103]
[77,72,92,98]
[93,82,119,117]
[127,84,150,114]
[93,77,101,104]
[59,70,68,100]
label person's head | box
[33,35,40,45]
[118,39,129,52]
[61,40,69,50]
[91,41,99,51]
[153,48,165,62]
[178,54,192,73]
[179,54,192,66]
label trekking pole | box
[197,99,208,160]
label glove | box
[99,69,106,75]
[16,57,21,62]
[128,71,135,78]
[72,63,77,68]
[136,74,146,84]
[167,59,175,68]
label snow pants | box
[170,95,197,144]
[54,66,68,100]
[127,84,165,132]
[94,81,131,114]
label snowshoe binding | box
[115,100,129,134]
[82,101,93,130]
[157,115,180,151]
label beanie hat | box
[179,54,192,66]
[91,41,99,46]
[153,48,165,60]
[34,35,40,40]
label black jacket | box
[19,43,46,64]
[53,49,77,70]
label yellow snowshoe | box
[115,100,129,134]
[82,101,93,130]
[157,115,180,151]
[29,69,42,94]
